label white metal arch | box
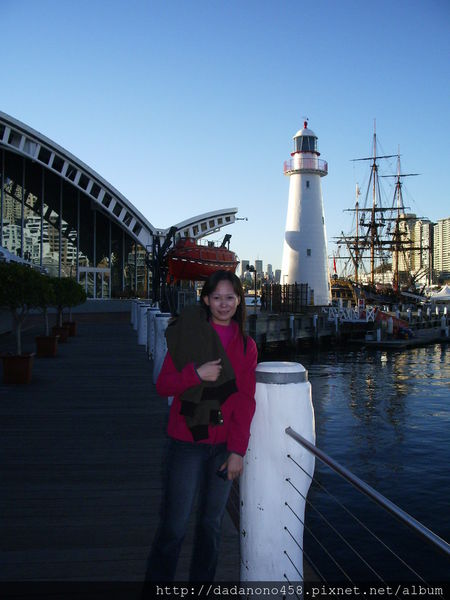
[0,111,155,250]
[0,112,238,253]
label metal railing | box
[283,157,328,175]
[261,283,310,313]
[285,426,450,584]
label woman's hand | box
[219,453,243,481]
[197,359,222,382]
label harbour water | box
[274,342,449,581]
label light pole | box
[248,265,257,313]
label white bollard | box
[138,306,151,346]
[146,308,161,358]
[148,310,159,360]
[131,300,138,327]
[136,302,150,338]
[289,315,295,341]
[134,302,147,332]
[240,362,315,582]
[153,313,172,384]
[441,316,448,337]
[387,317,394,336]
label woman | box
[145,270,257,582]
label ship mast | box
[341,121,396,285]
[334,124,426,294]
[355,184,360,284]
[381,152,420,291]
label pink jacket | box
[156,321,257,456]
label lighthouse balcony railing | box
[283,157,328,175]
[283,426,450,583]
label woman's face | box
[204,279,240,326]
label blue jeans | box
[145,439,232,582]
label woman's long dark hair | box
[200,270,247,338]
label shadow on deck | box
[0,313,239,583]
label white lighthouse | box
[281,121,331,305]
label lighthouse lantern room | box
[281,121,331,305]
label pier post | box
[248,314,257,342]
[153,313,171,384]
[240,362,315,582]
[387,317,393,338]
[131,300,138,327]
[313,314,319,341]
[135,301,150,333]
[146,307,160,359]
[138,306,151,346]
[289,314,295,344]
[441,316,449,338]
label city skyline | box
[2,0,449,273]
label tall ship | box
[332,124,431,306]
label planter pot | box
[62,321,77,336]
[35,335,59,358]
[52,325,70,343]
[1,353,35,384]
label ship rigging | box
[334,124,429,298]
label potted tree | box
[62,278,86,336]
[0,262,41,383]
[35,274,59,357]
[51,277,86,338]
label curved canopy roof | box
[0,112,237,250]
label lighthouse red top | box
[291,121,320,156]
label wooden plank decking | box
[0,313,239,583]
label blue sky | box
[2,0,449,272]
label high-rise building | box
[241,259,249,277]
[274,269,281,283]
[393,214,434,286]
[255,259,263,275]
[412,219,433,284]
[433,217,450,278]
[267,263,273,279]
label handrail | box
[283,157,328,174]
[285,426,450,559]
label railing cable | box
[287,453,427,581]
[283,550,302,579]
[285,499,352,581]
[302,520,352,582]
[286,427,450,559]
[302,548,326,582]
[287,477,383,581]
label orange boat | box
[166,237,239,282]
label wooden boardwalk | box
[0,313,239,583]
